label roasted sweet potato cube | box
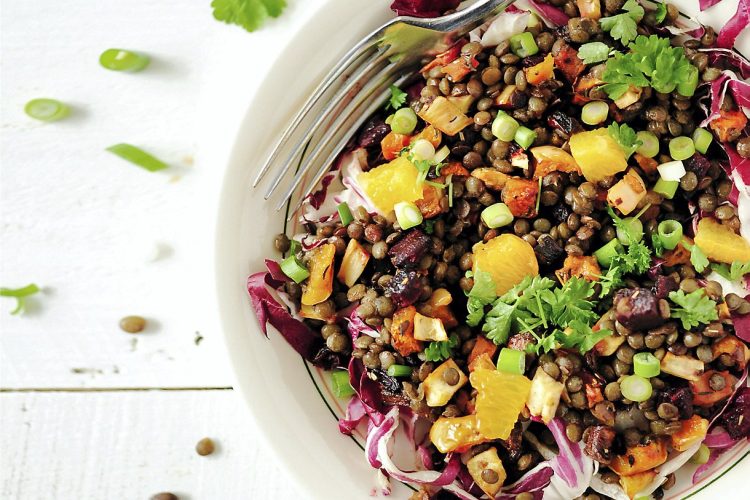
[609,439,668,476]
[555,255,601,284]
[468,335,498,366]
[690,370,736,407]
[620,470,657,499]
[471,168,509,190]
[710,109,748,142]
[502,177,539,218]
[415,183,447,219]
[554,43,586,82]
[670,415,708,452]
[390,306,422,357]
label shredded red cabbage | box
[339,395,368,435]
[527,0,570,26]
[264,259,290,288]
[390,0,461,17]
[717,0,750,49]
[701,48,750,79]
[443,463,554,500]
[344,305,381,341]
[699,0,724,10]
[348,357,386,425]
[246,272,320,360]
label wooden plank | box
[0,390,300,499]
[0,0,321,388]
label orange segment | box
[358,156,423,214]
[569,128,628,182]
[694,217,750,264]
[470,369,532,440]
[472,234,539,296]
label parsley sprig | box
[608,123,642,159]
[424,333,460,362]
[600,0,644,46]
[601,35,696,99]
[578,42,614,64]
[668,289,718,330]
[211,0,287,33]
[712,261,750,282]
[386,85,408,111]
[602,206,653,292]
[682,241,710,273]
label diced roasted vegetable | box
[337,239,370,287]
[607,170,647,215]
[502,177,539,218]
[495,84,528,110]
[712,335,748,370]
[447,95,475,114]
[429,415,485,453]
[423,359,468,407]
[417,288,458,328]
[620,470,657,500]
[388,229,432,268]
[690,370,737,406]
[468,335,498,366]
[467,448,506,498]
[609,439,668,476]
[531,145,582,179]
[527,367,564,424]
[583,425,617,464]
[660,352,704,381]
[381,131,412,160]
[471,168,509,190]
[634,153,659,175]
[614,288,665,331]
[440,162,470,177]
[525,53,555,86]
[614,86,642,109]
[554,43,586,82]
[573,73,604,105]
[709,109,748,142]
[469,352,496,372]
[301,244,335,305]
[555,255,601,284]
[535,234,566,266]
[415,182,447,219]
[670,415,708,452]
[442,57,473,82]
[412,124,443,148]
[594,333,626,356]
[418,96,473,136]
[390,306,422,357]
[420,43,462,74]
[576,0,601,19]
[413,313,448,342]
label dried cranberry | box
[384,269,422,308]
[535,234,565,266]
[388,229,431,268]
[720,387,750,440]
[614,288,665,331]
[547,110,584,138]
[551,203,572,223]
[311,344,346,370]
[684,152,711,178]
[358,117,390,148]
[583,425,617,464]
[658,386,694,420]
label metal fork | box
[254,0,515,214]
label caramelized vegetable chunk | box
[502,177,539,218]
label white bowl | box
[215,1,750,498]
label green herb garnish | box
[608,122,642,158]
[556,320,613,355]
[386,84,408,111]
[578,42,613,64]
[1,284,40,315]
[668,289,718,330]
[712,261,750,281]
[424,333,460,362]
[654,2,667,23]
[211,0,287,33]
[682,240,710,273]
[600,0,644,46]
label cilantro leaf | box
[526,331,557,355]
[424,333,460,362]
[622,0,645,20]
[483,301,517,345]
[386,84,408,111]
[467,270,497,327]
[655,2,667,23]
[711,261,750,282]
[668,290,719,330]
[211,0,287,33]
[608,122,642,158]
[683,241,709,273]
[547,277,598,327]
[557,320,613,354]
[578,42,612,64]
[481,276,555,345]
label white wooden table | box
[0,1,324,498]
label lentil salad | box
[248,1,750,499]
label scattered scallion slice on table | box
[99,48,150,72]
[24,98,69,122]
[0,284,40,315]
[330,370,355,398]
[633,352,660,378]
[106,143,169,172]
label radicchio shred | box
[390,0,461,18]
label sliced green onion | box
[689,444,710,465]
[24,98,69,122]
[657,160,686,181]
[677,65,699,97]
[617,217,644,246]
[434,145,450,164]
[491,112,519,142]
[99,48,150,72]
[657,220,683,250]
[653,178,679,199]
[497,348,525,375]
[509,32,539,57]
[106,143,168,172]
[280,254,310,283]
[634,495,655,500]
[447,174,454,208]
[481,203,514,229]
[395,201,423,230]
[620,374,653,402]
[594,239,623,268]
[391,107,418,135]
[692,127,713,154]
[514,126,537,149]
[636,131,660,158]
[527,13,542,29]
[633,352,660,378]
[331,370,355,398]
[410,139,435,161]
[387,364,413,377]
[0,284,40,315]
[669,136,695,161]
[581,101,609,125]
[337,202,354,226]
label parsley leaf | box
[386,84,408,111]
[557,320,613,355]
[578,42,612,64]
[526,331,557,355]
[424,333,460,362]
[467,270,497,327]
[601,15,639,46]
[608,122,642,158]
[655,2,667,23]
[547,277,598,327]
[606,206,653,276]
[482,276,555,345]
[0,283,40,315]
[598,264,625,297]
[211,0,287,33]
[683,241,709,273]
[668,289,718,330]
[711,261,750,282]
